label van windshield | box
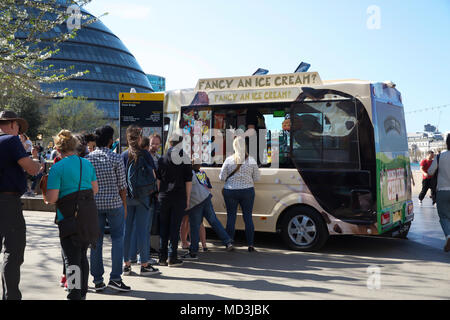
[373,101,408,153]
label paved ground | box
[12,195,449,300]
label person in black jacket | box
[156,131,192,267]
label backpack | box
[430,154,440,188]
[127,153,156,200]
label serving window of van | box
[179,103,296,168]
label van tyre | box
[280,206,329,251]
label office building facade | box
[146,74,166,92]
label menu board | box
[119,93,164,153]
[180,107,212,164]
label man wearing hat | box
[0,110,40,300]
[155,130,192,267]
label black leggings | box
[60,235,89,300]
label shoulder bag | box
[56,157,82,239]
[431,154,440,188]
[56,157,99,247]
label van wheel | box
[280,207,329,251]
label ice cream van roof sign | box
[195,72,322,92]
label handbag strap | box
[78,156,82,192]
[225,154,249,182]
[225,163,242,182]
[74,156,82,212]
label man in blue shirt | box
[0,111,40,300]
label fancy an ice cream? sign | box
[195,72,322,105]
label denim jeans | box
[188,195,232,253]
[436,191,450,237]
[159,195,186,261]
[130,197,155,261]
[224,187,255,247]
[0,194,26,300]
[124,198,150,264]
[90,206,125,284]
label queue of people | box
[0,109,261,300]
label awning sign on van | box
[195,72,322,92]
[208,88,301,105]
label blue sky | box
[85,0,450,133]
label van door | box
[289,89,376,224]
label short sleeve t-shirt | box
[47,155,97,221]
[195,170,212,189]
[420,159,434,180]
[0,134,29,194]
[156,147,192,200]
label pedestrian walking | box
[121,126,160,275]
[419,151,437,205]
[220,136,260,252]
[182,164,233,260]
[428,135,450,252]
[155,130,192,267]
[44,130,99,300]
[85,125,131,292]
[0,111,40,300]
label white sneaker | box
[419,200,423,205]
[148,258,158,265]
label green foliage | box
[40,96,108,143]
[3,93,46,139]
[0,0,102,97]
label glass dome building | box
[37,1,153,120]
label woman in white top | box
[428,134,450,252]
[219,136,260,252]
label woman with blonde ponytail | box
[219,136,260,252]
[45,130,99,300]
